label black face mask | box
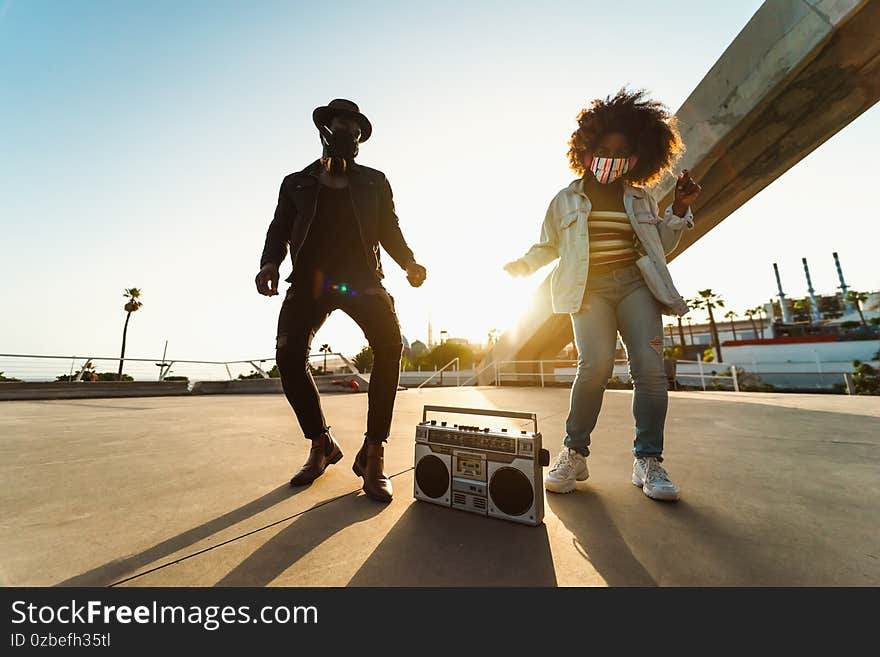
[319,125,359,161]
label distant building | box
[768,291,879,325]
[665,317,771,347]
[554,291,877,361]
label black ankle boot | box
[290,431,343,486]
[352,439,393,502]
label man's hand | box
[503,260,529,277]
[405,262,427,287]
[672,169,701,216]
[255,263,280,296]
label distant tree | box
[743,308,760,341]
[850,359,879,395]
[724,310,738,341]
[487,328,500,347]
[98,371,133,381]
[691,289,726,362]
[0,371,22,382]
[118,288,143,381]
[352,346,374,373]
[846,290,869,327]
[420,342,474,369]
[676,312,687,347]
[756,305,769,338]
[239,364,281,379]
[238,370,263,380]
[319,343,332,373]
[684,298,700,345]
[59,359,136,381]
[58,360,91,381]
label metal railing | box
[672,359,738,391]
[487,358,874,393]
[2,352,871,394]
[0,352,357,383]
[416,357,460,389]
[460,360,499,387]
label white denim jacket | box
[515,178,694,315]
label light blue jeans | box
[564,263,668,461]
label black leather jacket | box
[260,159,416,283]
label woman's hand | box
[503,260,529,277]
[672,169,701,216]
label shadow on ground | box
[57,484,306,586]
[348,501,557,586]
[547,489,656,586]
[214,492,385,586]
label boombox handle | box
[421,405,539,434]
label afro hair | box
[567,88,685,186]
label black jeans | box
[274,285,403,444]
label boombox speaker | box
[413,405,550,526]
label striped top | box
[587,210,636,274]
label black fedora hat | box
[312,98,372,143]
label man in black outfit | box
[255,99,427,502]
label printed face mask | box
[586,155,638,184]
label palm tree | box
[684,298,700,346]
[744,307,760,341]
[319,343,332,373]
[118,288,143,380]
[752,305,767,339]
[676,307,688,348]
[846,290,869,326]
[690,289,725,363]
[724,309,738,341]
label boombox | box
[413,405,551,526]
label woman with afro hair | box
[505,88,701,501]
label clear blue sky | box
[1,0,877,365]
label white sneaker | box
[544,447,589,494]
[632,457,680,501]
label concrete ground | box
[1,387,878,587]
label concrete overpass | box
[481,0,880,381]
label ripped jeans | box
[563,263,668,460]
